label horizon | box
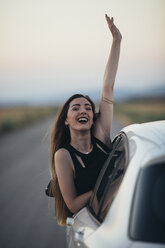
[0,84,165,107]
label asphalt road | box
[0,116,124,248]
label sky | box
[0,0,165,104]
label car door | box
[88,132,128,224]
[66,133,129,248]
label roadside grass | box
[1,98,165,135]
[114,99,165,125]
[0,106,59,134]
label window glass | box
[129,162,165,243]
[88,133,128,223]
[98,150,125,222]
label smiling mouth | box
[78,117,88,124]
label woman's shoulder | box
[55,148,70,161]
[54,148,75,173]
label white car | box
[66,120,165,248]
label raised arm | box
[94,14,122,145]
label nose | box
[80,108,87,114]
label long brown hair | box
[50,94,97,225]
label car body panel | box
[67,207,98,248]
[67,121,165,248]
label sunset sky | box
[1,0,165,104]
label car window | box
[88,133,128,223]
[129,161,165,244]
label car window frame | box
[97,149,125,220]
[87,132,129,224]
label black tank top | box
[63,137,111,195]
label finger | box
[106,14,114,25]
[105,14,111,20]
[105,14,109,21]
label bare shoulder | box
[54,148,71,166]
[55,148,70,161]
[54,148,74,174]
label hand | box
[105,14,122,41]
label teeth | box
[79,118,87,121]
[78,117,88,122]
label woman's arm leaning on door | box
[54,149,92,213]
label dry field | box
[0,106,58,134]
[114,98,165,125]
[0,99,164,134]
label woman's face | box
[65,97,94,132]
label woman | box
[50,14,122,225]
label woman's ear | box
[65,119,68,126]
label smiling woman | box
[65,97,94,133]
[49,14,122,226]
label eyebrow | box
[71,103,92,107]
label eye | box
[86,107,92,111]
[72,107,79,111]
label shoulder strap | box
[92,136,111,153]
[62,144,83,170]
